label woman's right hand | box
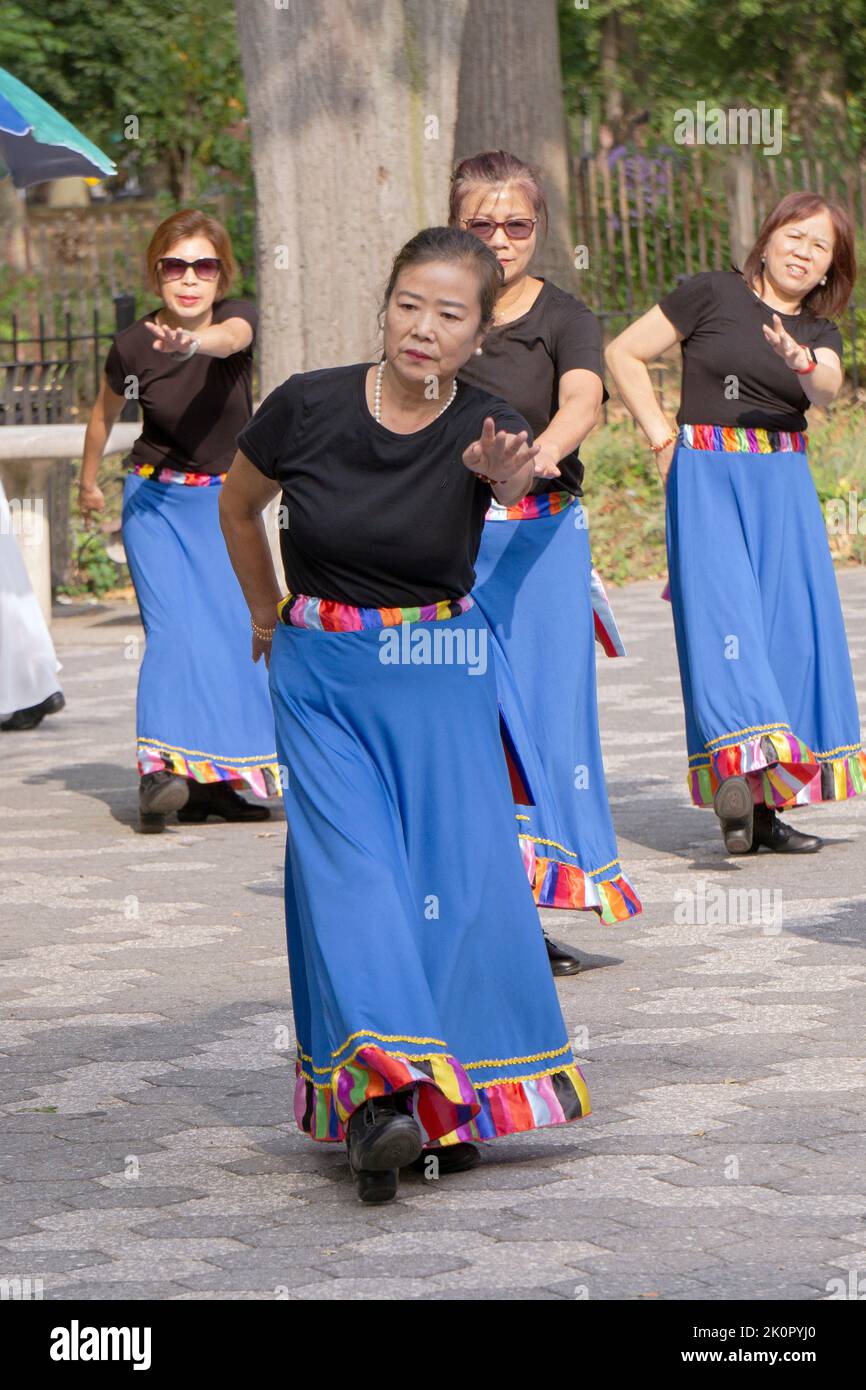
[78,482,106,526]
[653,440,675,490]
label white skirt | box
[0,479,62,718]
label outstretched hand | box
[463,416,540,483]
[144,319,198,356]
[762,313,811,373]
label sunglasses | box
[157,256,221,281]
[462,217,538,241]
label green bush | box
[582,399,866,583]
[580,419,667,584]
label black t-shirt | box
[235,363,531,608]
[659,271,843,432]
[457,278,607,497]
[104,298,257,474]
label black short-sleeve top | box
[659,270,843,432]
[235,363,531,609]
[457,278,607,497]
[104,298,257,475]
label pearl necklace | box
[373,360,457,425]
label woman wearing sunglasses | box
[79,209,277,832]
[451,151,641,976]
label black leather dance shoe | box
[138,770,190,833]
[347,1097,423,1175]
[409,1142,481,1177]
[713,775,754,854]
[176,781,271,823]
[355,1168,399,1204]
[749,806,822,854]
[1,690,65,731]
[544,932,583,976]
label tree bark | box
[235,0,468,392]
[453,0,576,291]
[599,12,624,140]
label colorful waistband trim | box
[137,740,281,798]
[518,834,642,925]
[294,1043,589,1144]
[277,592,474,631]
[128,462,226,486]
[679,424,807,454]
[485,489,576,522]
[688,725,866,809]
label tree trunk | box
[727,151,756,269]
[599,12,624,140]
[453,0,576,291]
[235,0,468,392]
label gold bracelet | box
[251,619,276,640]
[649,432,676,453]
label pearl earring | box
[820,276,827,285]
[475,347,483,355]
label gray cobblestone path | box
[2,574,865,1300]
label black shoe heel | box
[356,1170,399,1204]
[713,776,754,854]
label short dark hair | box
[379,225,502,331]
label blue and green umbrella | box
[0,65,116,188]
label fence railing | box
[1,296,140,418]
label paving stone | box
[3,577,865,1299]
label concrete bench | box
[0,424,141,622]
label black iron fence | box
[0,294,139,424]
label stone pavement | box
[1,572,865,1302]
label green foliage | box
[60,528,124,598]
[804,401,866,566]
[580,419,667,584]
[558,0,866,158]
[59,461,130,598]
[0,266,39,339]
[0,0,248,204]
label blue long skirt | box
[268,602,590,1146]
[666,437,866,808]
[471,497,641,924]
[122,471,279,795]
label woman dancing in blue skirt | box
[80,210,278,832]
[607,192,862,855]
[450,150,641,976]
[220,227,590,1204]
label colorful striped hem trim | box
[590,566,627,658]
[688,728,866,808]
[485,489,576,522]
[277,591,474,631]
[518,834,642,924]
[294,1044,589,1145]
[137,742,281,798]
[128,463,225,486]
[679,424,807,454]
